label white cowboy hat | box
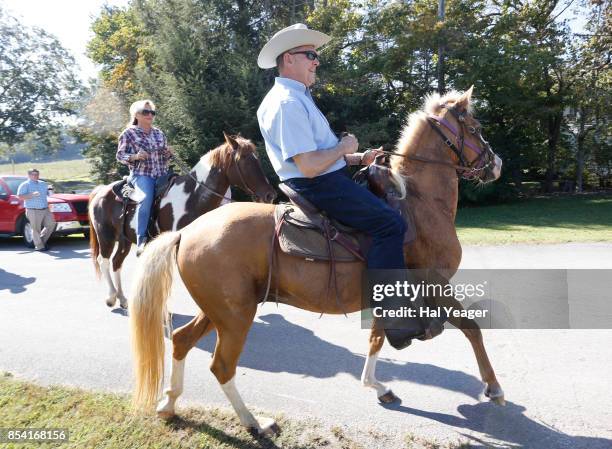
[257,23,331,69]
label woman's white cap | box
[257,23,331,69]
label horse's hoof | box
[484,385,505,406]
[118,297,128,309]
[157,410,175,420]
[491,395,506,406]
[249,416,279,437]
[378,390,399,404]
[105,296,117,307]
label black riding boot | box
[371,270,447,350]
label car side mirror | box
[0,192,8,201]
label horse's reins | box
[171,149,257,202]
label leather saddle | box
[274,162,415,264]
[111,172,178,204]
[111,172,179,241]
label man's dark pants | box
[285,167,406,269]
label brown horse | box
[128,88,505,435]
[89,133,276,308]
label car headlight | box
[49,202,72,213]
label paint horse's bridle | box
[383,104,496,180]
[174,148,259,202]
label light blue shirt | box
[257,77,345,181]
[17,179,49,209]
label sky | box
[2,0,130,82]
[2,0,588,83]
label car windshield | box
[2,176,28,194]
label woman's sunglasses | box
[139,109,156,116]
[289,50,320,62]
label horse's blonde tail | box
[129,231,181,411]
[88,186,103,279]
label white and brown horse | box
[128,88,505,434]
[89,133,276,308]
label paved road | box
[1,237,611,448]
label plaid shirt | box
[116,126,171,177]
[17,179,50,209]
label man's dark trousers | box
[285,167,406,269]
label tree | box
[73,85,129,184]
[87,5,151,102]
[0,6,83,163]
[565,0,611,191]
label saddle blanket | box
[274,203,365,262]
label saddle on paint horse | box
[110,172,180,242]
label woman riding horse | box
[90,132,277,309]
[116,99,171,256]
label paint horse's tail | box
[88,186,103,279]
[129,231,181,411]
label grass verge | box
[0,372,471,449]
[456,195,612,245]
[0,159,94,193]
[5,159,607,246]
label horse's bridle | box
[426,104,495,178]
[174,149,259,202]
[383,104,496,180]
[229,151,258,198]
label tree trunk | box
[544,110,562,193]
[437,0,446,94]
[576,108,587,193]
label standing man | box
[17,168,56,251]
[257,24,444,349]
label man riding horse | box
[256,23,441,346]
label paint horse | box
[89,133,276,308]
[128,88,505,435]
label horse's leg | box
[210,309,277,435]
[444,298,505,405]
[157,312,215,418]
[95,229,118,307]
[361,326,399,403]
[111,239,132,308]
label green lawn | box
[2,158,609,246]
[456,195,612,245]
[0,373,467,449]
[0,159,94,193]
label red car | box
[0,175,90,247]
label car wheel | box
[22,219,35,248]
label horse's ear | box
[223,131,239,150]
[456,85,474,110]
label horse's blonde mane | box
[391,89,471,175]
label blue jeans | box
[285,168,406,269]
[130,174,155,245]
